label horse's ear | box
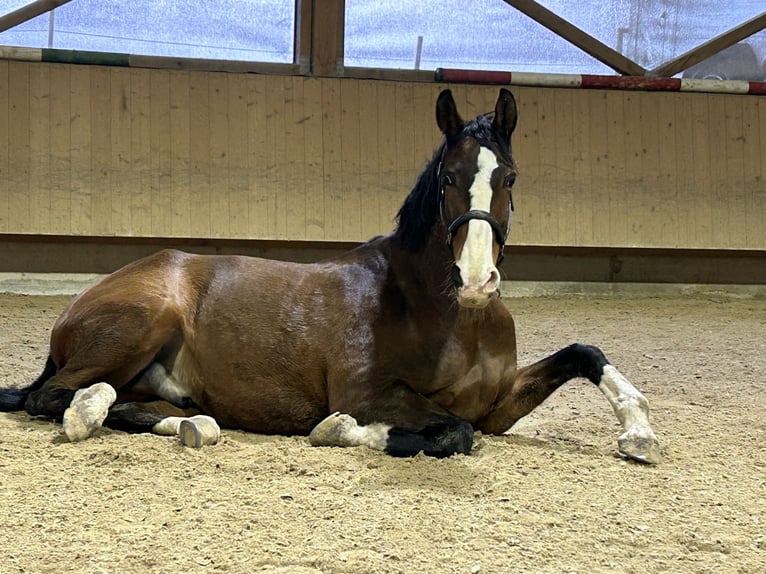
[492,88,518,143]
[436,89,464,140]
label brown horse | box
[0,88,660,463]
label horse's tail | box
[0,355,56,411]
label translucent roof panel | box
[3,1,36,12]
[345,0,614,74]
[0,0,295,63]
[537,0,766,71]
[346,0,766,78]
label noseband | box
[437,155,512,266]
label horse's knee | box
[562,343,610,384]
[24,385,75,418]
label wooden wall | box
[0,60,764,250]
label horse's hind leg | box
[477,343,661,464]
[105,400,197,433]
[24,363,119,419]
[26,318,180,420]
[105,401,220,447]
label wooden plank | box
[169,71,191,237]
[707,95,729,248]
[301,77,325,240]
[70,65,93,235]
[656,94,679,247]
[340,80,361,240]
[188,72,211,237]
[552,90,575,245]
[226,73,248,238]
[571,89,593,246]
[745,97,765,248]
[0,61,8,232]
[621,92,644,246]
[49,64,71,234]
[758,98,766,249]
[604,90,626,247]
[245,75,268,238]
[130,55,298,76]
[535,87,557,245]
[639,93,662,246]
[343,66,433,83]
[8,62,31,234]
[690,95,713,247]
[463,84,488,119]
[587,90,609,246]
[106,68,130,236]
[321,78,343,240]
[357,80,380,238]
[89,66,112,235]
[284,75,307,239]
[208,72,229,238]
[150,70,172,236]
[376,82,397,233]
[129,68,151,236]
[650,13,766,77]
[28,63,51,233]
[672,93,695,248]
[267,76,287,239]
[724,95,746,249]
[501,0,645,76]
[311,0,345,76]
[514,87,542,246]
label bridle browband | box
[436,147,513,266]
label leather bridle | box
[437,151,513,266]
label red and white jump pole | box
[435,68,766,96]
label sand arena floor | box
[1,293,764,573]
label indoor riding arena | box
[1,2,765,573]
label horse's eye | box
[441,174,454,188]
[504,174,516,188]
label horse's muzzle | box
[456,268,500,308]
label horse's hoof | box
[62,383,117,442]
[618,428,662,464]
[309,412,359,447]
[179,415,220,448]
[152,416,185,436]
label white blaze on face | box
[455,146,500,293]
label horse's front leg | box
[309,381,474,458]
[476,343,661,464]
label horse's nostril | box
[451,265,463,288]
[484,269,500,292]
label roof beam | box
[501,0,646,77]
[0,0,74,33]
[649,11,766,77]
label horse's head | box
[436,88,518,308]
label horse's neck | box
[388,232,456,313]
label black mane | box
[393,143,445,252]
[394,113,509,252]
